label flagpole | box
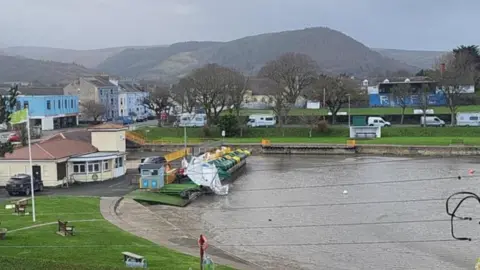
[26,108,36,222]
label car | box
[5,174,44,196]
[8,132,20,142]
[138,156,166,173]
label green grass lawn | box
[156,136,480,146]
[0,196,233,270]
[235,105,480,116]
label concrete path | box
[100,197,261,270]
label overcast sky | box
[0,0,478,51]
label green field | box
[234,106,480,116]
[135,126,480,146]
[153,136,480,146]
[0,197,233,270]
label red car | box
[8,132,20,142]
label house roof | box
[119,83,144,93]
[42,130,91,144]
[84,76,116,88]
[87,123,127,131]
[3,138,97,160]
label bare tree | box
[417,84,431,127]
[300,113,320,137]
[391,83,412,124]
[171,78,197,114]
[431,52,477,125]
[143,86,172,127]
[228,74,249,118]
[80,100,106,123]
[186,64,245,124]
[308,75,357,124]
[258,52,318,125]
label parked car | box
[8,132,20,142]
[138,156,166,173]
[5,174,44,196]
[420,116,445,127]
[114,116,134,125]
[367,117,391,127]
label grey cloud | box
[0,0,478,50]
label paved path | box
[0,176,135,203]
[100,197,261,270]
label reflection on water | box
[150,155,480,270]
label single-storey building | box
[0,124,127,187]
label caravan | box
[175,113,207,127]
[456,112,480,126]
[246,114,276,127]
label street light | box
[346,94,351,127]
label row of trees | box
[146,52,361,126]
[80,45,480,127]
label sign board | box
[221,130,225,137]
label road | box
[0,175,135,203]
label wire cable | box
[445,191,480,241]
[231,174,478,192]
[189,198,447,210]
[213,239,461,247]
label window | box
[58,100,61,109]
[16,101,20,110]
[73,162,85,173]
[151,169,159,176]
[46,101,51,110]
[266,117,273,121]
[103,161,109,170]
[23,101,29,109]
[469,116,478,121]
[71,99,74,108]
[64,100,67,108]
[88,163,93,172]
[120,109,123,115]
[120,98,123,105]
[115,157,123,168]
[110,89,113,94]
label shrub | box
[202,125,212,137]
[217,112,239,137]
[316,120,329,133]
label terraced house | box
[112,80,150,120]
[64,75,119,120]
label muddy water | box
[149,155,480,270]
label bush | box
[202,125,212,137]
[217,112,239,137]
[316,120,329,133]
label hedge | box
[137,126,480,139]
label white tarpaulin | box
[185,156,229,195]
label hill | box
[0,55,96,84]
[96,27,418,82]
[1,46,147,68]
[373,48,446,69]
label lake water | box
[149,155,480,269]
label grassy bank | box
[133,126,480,146]
[0,197,233,270]
[235,106,480,116]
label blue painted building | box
[5,87,80,130]
[115,82,150,120]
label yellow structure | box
[261,139,271,146]
[346,140,356,147]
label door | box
[32,165,41,181]
[113,156,124,178]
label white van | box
[456,112,480,126]
[247,114,276,127]
[176,113,207,127]
[420,116,445,127]
[367,117,391,127]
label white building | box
[110,80,150,120]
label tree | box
[217,110,239,137]
[186,64,245,125]
[171,78,197,114]
[0,86,19,157]
[228,74,249,118]
[432,51,477,125]
[417,84,431,127]
[453,45,480,87]
[391,83,412,124]
[258,52,318,125]
[80,100,106,123]
[300,113,320,137]
[143,85,172,127]
[308,74,357,124]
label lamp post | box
[347,94,351,127]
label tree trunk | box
[422,111,426,128]
[451,111,455,126]
[400,107,405,124]
[331,114,336,125]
